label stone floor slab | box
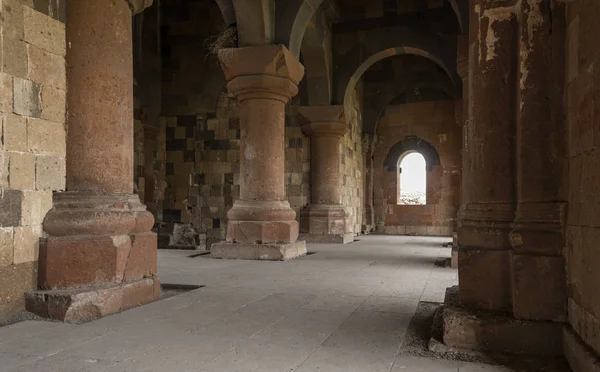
[0,236,530,372]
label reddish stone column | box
[211,45,307,260]
[25,0,159,323]
[456,0,518,313]
[298,106,353,244]
[362,134,376,234]
[509,0,567,322]
[442,0,564,356]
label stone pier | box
[362,134,376,234]
[299,106,354,244]
[24,0,160,323]
[211,45,307,260]
[442,0,566,355]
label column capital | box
[125,0,153,14]
[298,105,347,138]
[219,45,305,103]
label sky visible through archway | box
[400,152,426,205]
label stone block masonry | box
[0,0,67,322]
[157,94,311,250]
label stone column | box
[509,0,567,322]
[442,0,564,356]
[25,0,159,323]
[456,0,517,313]
[452,34,469,269]
[298,106,353,244]
[362,134,376,234]
[211,45,307,260]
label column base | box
[39,232,158,290]
[441,305,564,356]
[564,326,600,372]
[25,277,160,323]
[211,241,307,261]
[299,232,354,244]
[361,224,375,235]
[451,247,459,269]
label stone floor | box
[0,235,515,371]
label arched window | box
[398,152,426,205]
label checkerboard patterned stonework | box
[0,0,67,320]
[153,94,312,250]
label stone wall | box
[565,0,600,361]
[155,1,313,249]
[0,0,67,321]
[157,95,311,250]
[373,100,460,236]
[343,87,365,235]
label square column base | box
[25,277,160,323]
[299,233,354,244]
[564,326,600,372]
[211,241,307,261]
[441,305,564,356]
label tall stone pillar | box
[298,106,354,244]
[452,35,469,269]
[362,134,376,234]
[443,0,564,356]
[25,0,159,323]
[509,0,567,322]
[456,0,517,313]
[211,45,307,260]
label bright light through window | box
[399,152,426,205]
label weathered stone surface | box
[9,152,35,190]
[27,44,66,90]
[0,151,8,188]
[0,261,37,323]
[13,77,42,118]
[564,326,600,372]
[124,232,158,281]
[40,87,66,122]
[0,73,14,113]
[458,248,511,312]
[2,0,28,79]
[227,219,300,245]
[27,117,66,156]
[0,190,23,227]
[442,306,564,356]
[20,190,52,227]
[510,253,567,322]
[39,235,132,289]
[0,228,14,266]
[25,277,159,323]
[42,193,154,237]
[35,155,66,190]
[301,204,350,237]
[13,226,39,264]
[4,114,28,152]
[121,277,159,310]
[211,241,307,261]
[23,5,66,56]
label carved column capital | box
[219,45,305,104]
[299,105,347,138]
